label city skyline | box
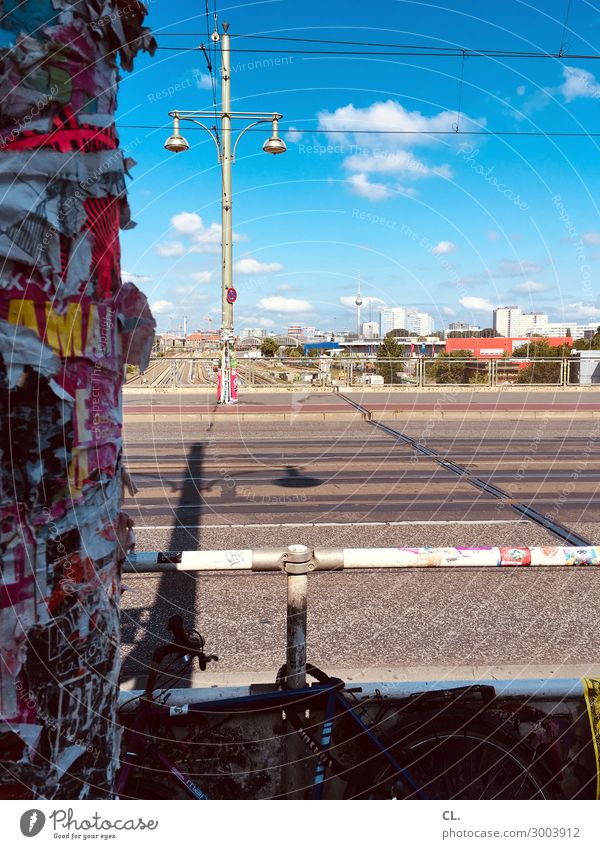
[117,4,600,337]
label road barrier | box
[125,355,600,389]
[122,544,600,797]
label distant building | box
[406,312,435,336]
[520,312,548,335]
[287,325,304,337]
[493,306,521,337]
[449,321,480,332]
[380,307,409,336]
[240,327,266,338]
[446,336,572,357]
[361,321,379,338]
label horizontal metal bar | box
[117,677,586,711]
[124,545,600,573]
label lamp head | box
[263,118,287,155]
[164,114,190,153]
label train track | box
[337,391,592,547]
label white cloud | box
[169,212,246,254]
[494,260,543,277]
[318,99,483,149]
[193,71,213,90]
[258,296,312,313]
[121,270,152,284]
[442,306,456,316]
[459,296,496,312]
[582,231,600,245]
[340,295,386,308]
[487,230,501,241]
[344,150,450,179]
[516,85,526,96]
[150,300,175,315]
[171,211,203,235]
[191,271,212,284]
[347,173,391,200]
[560,66,600,102]
[287,127,303,143]
[234,258,283,274]
[155,241,186,257]
[565,302,600,319]
[511,280,548,293]
[432,241,456,256]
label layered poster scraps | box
[0,0,155,799]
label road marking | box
[134,519,531,530]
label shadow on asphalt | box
[120,443,205,689]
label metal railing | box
[125,356,600,389]
[125,544,600,689]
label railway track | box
[337,392,592,547]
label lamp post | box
[164,21,286,404]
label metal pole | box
[283,545,310,689]
[218,23,234,404]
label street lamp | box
[164,21,286,404]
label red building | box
[445,336,572,357]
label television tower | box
[355,273,363,339]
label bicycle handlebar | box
[144,617,219,697]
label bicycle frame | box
[116,679,425,800]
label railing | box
[125,356,600,389]
[125,544,600,689]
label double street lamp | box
[164,21,286,404]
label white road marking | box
[134,519,530,530]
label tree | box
[284,346,302,358]
[376,332,405,383]
[573,327,600,351]
[260,338,279,357]
[0,1,155,798]
[388,328,411,337]
[425,350,488,385]
[479,328,496,338]
[512,338,571,384]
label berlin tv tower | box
[355,272,363,339]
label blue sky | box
[117,0,600,333]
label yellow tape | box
[582,677,600,800]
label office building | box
[361,321,379,338]
[493,306,522,337]
[380,307,409,336]
[406,312,435,336]
[520,312,548,335]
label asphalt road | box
[120,398,600,688]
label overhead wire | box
[153,45,600,58]
[119,124,600,138]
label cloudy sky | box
[117,1,600,332]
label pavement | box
[123,388,600,421]
[120,398,600,689]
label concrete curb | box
[124,410,600,424]
[119,663,600,691]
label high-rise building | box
[380,307,409,336]
[449,321,480,332]
[361,321,379,338]
[520,312,548,335]
[493,306,521,337]
[406,312,435,336]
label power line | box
[153,45,600,59]
[151,31,600,60]
[119,123,600,137]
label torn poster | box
[0,0,155,800]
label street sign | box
[226,287,237,304]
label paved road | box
[123,388,600,413]
[120,406,600,688]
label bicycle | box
[116,616,555,800]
